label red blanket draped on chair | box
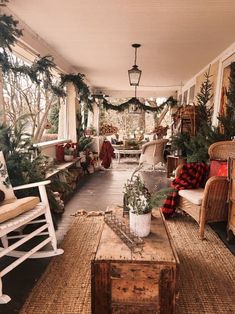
[161,162,209,218]
[99,141,115,168]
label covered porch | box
[0,1,235,313]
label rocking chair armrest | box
[13,180,51,191]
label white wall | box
[181,42,235,125]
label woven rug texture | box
[20,214,235,314]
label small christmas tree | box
[196,68,214,129]
[172,68,214,161]
[172,64,235,162]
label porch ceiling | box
[7,0,235,97]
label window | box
[189,85,195,103]
[2,50,68,143]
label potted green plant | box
[123,169,152,237]
[64,144,75,161]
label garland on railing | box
[102,96,177,112]
[0,52,67,97]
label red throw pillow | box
[209,160,228,178]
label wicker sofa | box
[176,141,235,239]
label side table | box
[167,155,186,178]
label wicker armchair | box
[139,139,168,169]
[176,141,235,239]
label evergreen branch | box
[0,14,22,50]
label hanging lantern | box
[128,44,142,86]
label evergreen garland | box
[0,50,67,97]
[0,12,86,99]
[102,96,177,113]
[0,14,22,51]
[60,73,93,110]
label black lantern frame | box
[128,43,142,86]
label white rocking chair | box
[0,152,63,304]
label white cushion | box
[178,188,204,205]
[0,151,16,201]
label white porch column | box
[93,102,100,136]
[66,82,77,142]
[92,102,102,156]
[87,109,94,128]
[58,101,67,139]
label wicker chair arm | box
[201,176,229,221]
[175,164,184,177]
[141,141,153,154]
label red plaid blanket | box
[161,162,209,218]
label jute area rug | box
[20,214,235,314]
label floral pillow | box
[0,151,16,200]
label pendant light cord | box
[134,47,137,66]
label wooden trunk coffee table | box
[91,207,179,314]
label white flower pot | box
[64,155,74,162]
[129,211,151,237]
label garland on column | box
[60,73,93,110]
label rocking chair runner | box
[0,152,63,304]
